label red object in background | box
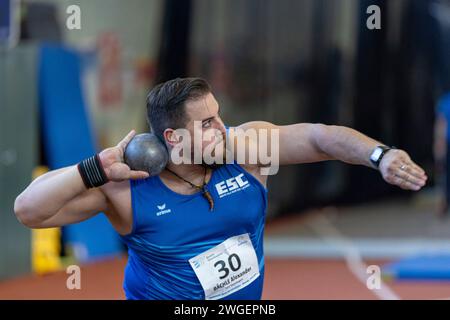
[98,32,123,109]
[134,58,156,87]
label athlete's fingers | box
[410,161,427,178]
[128,170,150,180]
[391,174,420,191]
[117,130,136,152]
[394,170,425,188]
[401,162,427,182]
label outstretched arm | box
[236,121,428,191]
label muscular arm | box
[236,121,332,165]
[13,129,147,229]
[236,121,427,191]
[14,165,107,228]
[297,123,382,167]
[238,121,385,166]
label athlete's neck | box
[161,163,211,187]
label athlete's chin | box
[202,162,225,170]
[202,149,227,169]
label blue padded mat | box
[384,254,450,280]
[39,43,123,262]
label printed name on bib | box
[188,233,260,300]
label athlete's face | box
[184,93,227,167]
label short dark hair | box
[146,77,211,142]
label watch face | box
[370,147,383,162]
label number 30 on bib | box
[188,233,260,300]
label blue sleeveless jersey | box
[120,161,268,300]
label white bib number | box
[188,233,260,300]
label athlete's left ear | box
[164,128,180,147]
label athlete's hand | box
[379,149,427,191]
[98,130,150,182]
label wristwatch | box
[370,145,394,169]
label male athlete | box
[14,78,427,300]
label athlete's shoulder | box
[220,161,267,190]
[233,121,276,131]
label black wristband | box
[370,145,396,169]
[77,154,109,188]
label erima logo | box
[156,203,171,216]
[215,173,250,198]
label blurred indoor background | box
[1,0,450,299]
